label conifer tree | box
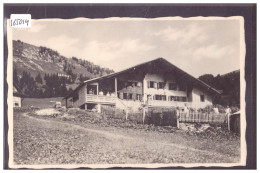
[13,68,19,85]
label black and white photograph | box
[4,4,256,169]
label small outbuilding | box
[13,83,25,107]
[230,111,240,134]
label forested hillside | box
[13,40,114,98]
[198,70,240,107]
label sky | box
[11,17,242,77]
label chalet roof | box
[64,57,221,99]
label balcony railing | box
[86,94,116,104]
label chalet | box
[64,58,221,112]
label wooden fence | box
[146,108,177,126]
[100,105,227,125]
[100,105,143,122]
[100,105,115,118]
[127,110,143,123]
[179,112,227,124]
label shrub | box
[230,106,240,113]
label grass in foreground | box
[13,108,241,165]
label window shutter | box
[147,81,150,88]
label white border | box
[6,16,247,169]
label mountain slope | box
[13,40,114,80]
[12,40,114,98]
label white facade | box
[143,73,187,102]
[143,73,212,108]
[190,88,213,108]
[71,73,213,110]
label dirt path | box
[19,112,238,164]
[23,113,133,140]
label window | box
[148,81,155,88]
[178,97,187,102]
[136,94,142,101]
[127,82,133,87]
[200,95,205,102]
[169,83,177,90]
[169,96,176,101]
[128,93,133,100]
[123,93,127,99]
[15,102,19,107]
[161,95,166,101]
[158,82,165,89]
[182,97,187,102]
[169,96,186,102]
[155,95,160,100]
[124,81,139,87]
[154,95,166,101]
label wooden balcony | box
[86,94,116,105]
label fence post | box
[227,114,230,131]
[125,108,128,120]
[142,108,146,124]
[177,111,180,129]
